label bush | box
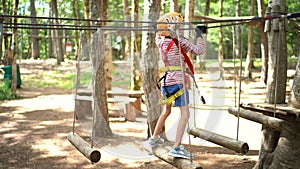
[0,79,17,100]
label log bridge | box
[147,145,203,169]
[187,128,249,154]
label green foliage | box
[22,70,75,89]
[0,79,17,100]
[2,0,299,61]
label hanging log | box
[150,145,202,169]
[228,106,285,130]
[67,132,101,163]
[187,128,249,154]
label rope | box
[236,25,244,141]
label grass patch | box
[22,70,75,90]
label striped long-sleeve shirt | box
[155,36,206,86]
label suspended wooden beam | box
[187,128,249,154]
[149,145,202,169]
[67,132,101,163]
[228,106,285,130]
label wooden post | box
[187,128,249,154]
[228,106,285,130]
[151,145,202,169]
[67,132,101,163]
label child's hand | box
[195,25,207,38]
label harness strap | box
[159,89,184,105]
[171,38,195,75]
[159,66,183,73]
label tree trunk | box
[72,0,80,61]
[11,0,19,95]
[205,0,210,16]
[30,0,40,59]
[254,1,297,169]
[244,0,255,79]
[235,0,241,68]
[51,0,64,64]
[142,0,163,138]
[83,0,91,42]
[218,0,225,80]
[257,0,268,85]
[170,0,178,12]
[264,3,287,104]
[122,0,131,60]
[288,50,300,108]
[130,0,142,90]
[92,30,112,138]
[91,0,112,91]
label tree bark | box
[257,0,268,85]
[130,0,142,91]
[83,0,91,42]
[51,0,64,64]
[92,30,112,138]
[30,0,40,59]
[265,3,288,104]
[235,0,241,68]
[72,0,80,61]
[122,0,131,60]
[244,0,255,79]
[288,52,300,108]
[218,0,225,80]
[142,0,163,138]
[11,0,18,95]
[254,1,297,169]
[170,0,178,12]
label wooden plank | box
[228,106,285,130]
[143,144,202,169]
[187,128,249,154]
[67,132,101,163]
[246,103,300,116]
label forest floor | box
[0,59,283,169]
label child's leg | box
[173,105,190,147]
[152,104,172,138]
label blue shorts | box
[162,84,189,106]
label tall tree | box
[11,0,19,95]
[130,0,142,90]
[83,0,91,42]
[72,0,80,60]
[92,0,112,137]
[143,0,162,138]
[288,41,300,108]
[122,0,131,60]
[30,0,40,59]
[170,0,178,12]
[244,0,255,79]
[218,0,225,80]
[257,0,268,85]
[253,0,300,168]
[51,0,63,64]
[235,0,241,69]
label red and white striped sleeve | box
[179,37,206,55]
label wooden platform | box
[241,103,300,120]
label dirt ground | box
[0,60,258,169]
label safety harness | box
[158,37,195,105]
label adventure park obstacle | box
[148,145,202,169]
[67,132,101,163]
[187,128,249,154]
[228,106,285,131]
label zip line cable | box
[1,12,299,31]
